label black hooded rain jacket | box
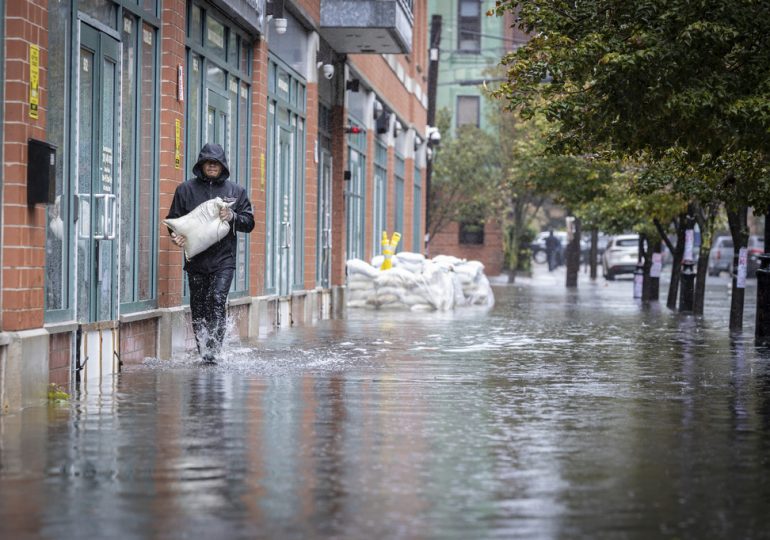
[166,143,255,274]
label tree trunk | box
[727,206,749,331]
[589,228,598,279]
[693,203,718,316]
[664,215,687,310]
[566,218,581,288]
[649,237,661,301]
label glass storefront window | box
[119,14,159,310]
[120,15,137,306]
[187,53,202,174]
[207,63,225,88]
[205,14,226,59]
[138,21,157,300]
[190,4,203,45]
[241,41,250,75]
[228,32,238,68]
[45,0,71,315]
[79,0,118,29]
[186,1,253,296]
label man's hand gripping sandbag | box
[163,197,235,260]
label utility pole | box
[424,14,441,254]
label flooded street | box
[2,268,770,539]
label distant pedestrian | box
[166,143,255,363]
[545,230,562,272]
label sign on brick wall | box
[29,45,40,119]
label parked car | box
[602,234,640,280]
[747,236,765,277]
[708,235,764,278]
[708,235,733,276]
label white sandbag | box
[163,197,234,260]
[432,254,464,269]
[347,259,380,279]
[374,286,408,300]
[395,251,425,264]
[410,303,434,312]
[375,267,420,289]
[347,279,375,292]
[393,259,423,274]
[454,262,484,282]
[371,255,385,269]
[394,252,425,273]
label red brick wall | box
[304,82,319,288]
[2,0,48,331]
[48,332,70,387]
[292,0,320,22]
[120,319,159,365]
[250,37,269,297]
[157,0,187,308]
[430,220,504,276]
[330,102,347,286]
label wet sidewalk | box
[2,264,769,539]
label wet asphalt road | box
[2,265,770,539]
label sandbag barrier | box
[346,252,494,311]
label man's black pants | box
[188,268,234,356]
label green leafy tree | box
[428,109,500,247]
[492,0,770,322]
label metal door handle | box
[105,194,117,240]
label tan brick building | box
[0,0,428,412]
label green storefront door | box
[318,149,333,288]
[277,126,293,296]
[76,24,119,324]
[75,24,121,386]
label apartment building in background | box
[0,0,428,412]
[426,0,527,275]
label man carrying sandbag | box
[166,143,255,363]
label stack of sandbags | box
[454,260,493,306]
[345,253,493,311]
[346,259,378,308]
[429,255,495,307]
[393,251,425,274]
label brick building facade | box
[0,0,428,413]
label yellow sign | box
[174,119,181,169]
[260,152,266,189]
[29,45,40,119]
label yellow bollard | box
[380,231,401,270]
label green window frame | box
[346,122,367,261]
[264,56,306,295]
[394,154,405,251]
[373,141,388,255]
[119,7,161,313]
[185,0,253,298]
[413,166,422,253]
[45,0,162,322]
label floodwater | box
[2,268,770,540]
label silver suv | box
[708,235,733,276]
[601,234,639,280]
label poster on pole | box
[684,229,694,262]
[736,247,748,289]
[650,253,663,278]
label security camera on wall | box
[322,63,334,80]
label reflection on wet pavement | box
[2,271,770,539]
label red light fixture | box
[345,124,362,134]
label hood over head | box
[192,143,230,182]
